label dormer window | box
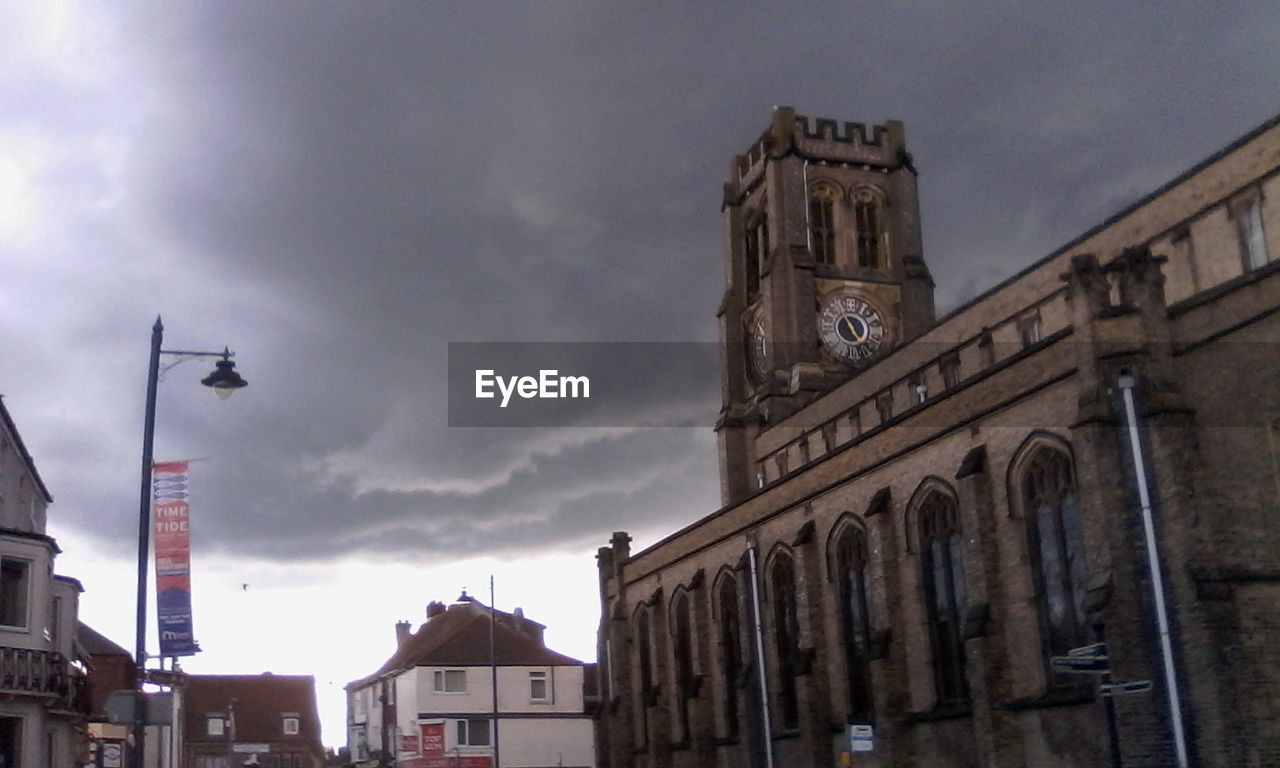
[206,716,225,737]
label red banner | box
[153,460,199,656]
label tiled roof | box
[78,622,131,657]
[348,600,581,691]
[184,673,323,746]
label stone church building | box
[594,107,1280,767]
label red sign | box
[400,734,420,754]
[420,723,445,755]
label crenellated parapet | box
[726,106,909,197]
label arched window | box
[717,576,742,737]
[852,188,885,270]
[637,610,654,694]
[634,608,654,746]
[672,592,695,739]
[808,184,840,265]
[834,525,874,721]
[917,490,968,705]
[744,213,767,299]
[770,553,801,729]
[1019,443,1088,658]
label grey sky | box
[3,0,1278,654]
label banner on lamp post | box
[153,460,200,657]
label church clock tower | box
[716,107,935,504]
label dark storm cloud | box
[7,1,1280,563]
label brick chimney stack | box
[395,620,411,647]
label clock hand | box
[843,316,867,343]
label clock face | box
[746,314,770,382]
[818,293,887,363]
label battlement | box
[794,113,887,146]
[728,106,907,187]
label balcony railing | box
[0,647,76,706]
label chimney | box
[395,621,411,647]
[426,601,446,619]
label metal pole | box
[133,317,163,768]
[490,575,500,768]
[746,540,774,768]
[1118,373,1189,768]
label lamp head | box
[201,350,248,400]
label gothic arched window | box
[852,188,885,270]
[744,212,768,300]
[672,592,695,739]
[809,184,840,265]
[834,525,874,721]
[1019,443,1088,658]
[917,490,969,705]
[637,610,653,692]
[716,576,742,737]
[770,553,801,729]
[633,608,654,746]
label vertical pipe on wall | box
[746,537,775,768]
[1117,372,1189,768]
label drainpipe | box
[746,536,775,768]
[1117,371,1189,768]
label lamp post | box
[133,316,248,768]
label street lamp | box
[133,316,248,768]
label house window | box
[775,451,789,477]
[1019,444,1088,660]
[195,757,230,768]
[282,717,299,735]
[835,526,874,721]
[206,717,225,737]
[809,184,840,265]
[529,671,548,702]
[433,669,466,693]
[917,490,969,706]
[717,577,742,737]
[1235,195,1270,270]
[457,718,491,746]
[770,553,801,730]
[49,596,61,646]
[853,188,885,269]
[798,437,811,465]
[0,558,30,628]
[0,716,19,768]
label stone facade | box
[594,108,1280,768]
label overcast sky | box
[3,0,1277,747]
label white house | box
[0,397,88,767]
[346,594,595,768]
